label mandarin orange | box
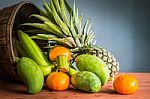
[113,74,138,94]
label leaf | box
[20,23,61,36]
[89,35,95,45]
[85,32,94,46]
[37,34,56,38]
[42,0,54,20]
[60,0,70,27]
[83,20,89,36]
[70,17,81,47]
[87,23,92,34]
[50,0,71,36]
[44,21,64,37]
[53,0,61,16]
[24,29,49,34]
[64,0,73,16]
[31,35,48,40]
[78,14,82,34]
[35,34,74,47]
[30,14,51,22]
[82,20,90,45]
[36,6,49,18]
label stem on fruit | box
[56,55,69,72]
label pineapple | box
[21,0,119,80]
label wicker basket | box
[0,1,40,81]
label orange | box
[113,74,138,94]
[49,46,71,61]
[46,72,70,91]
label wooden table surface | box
[0,73,150,99]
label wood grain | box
[0,73,150,99]
[0,1,41,81]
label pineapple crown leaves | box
[20,0,96,48]
[31,34,76,47]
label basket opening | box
[12,3,41,59]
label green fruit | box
[18,30,50,66]
[39,65,51,77]
[71,71,101,92]
[17,57,44,94]
[76,54,110,86]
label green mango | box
[76,54,110,86]
[17,57,44,94]
[18,30,50,66]
[71,71,101,92]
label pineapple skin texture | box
[90,47,119,79]
[76,54,110,86]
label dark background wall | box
[0,0,150,72]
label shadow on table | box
[0,80,120,96]
[67,85,119,95]
[0,80,28,94]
